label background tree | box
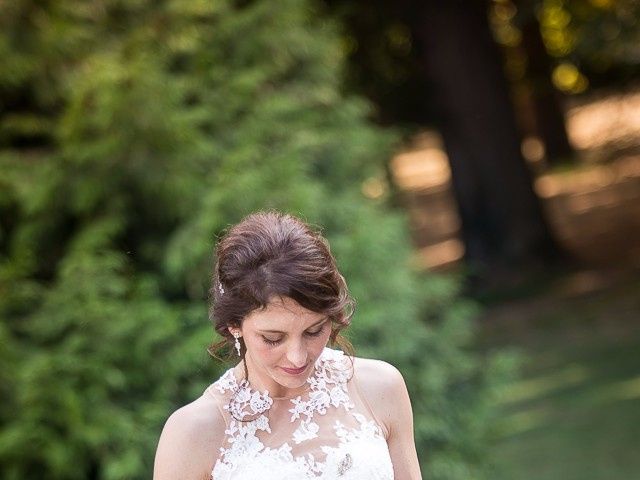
[0,1,513,479]
[512,0,575,165]
[412,0,561,276]
[327,0,562,276]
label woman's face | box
[234,296,330,398]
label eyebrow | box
[258,318,328,335]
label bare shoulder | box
[352,357,422,478]
[163,392,225,444]
[153,390,226,480]
[353,356,407,396]
[352,357,410,437]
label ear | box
[228,326,241,337]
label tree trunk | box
[412,0,561,274]
[521,13,575,165]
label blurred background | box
[1,0,638,479]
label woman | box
[154,211,422,479]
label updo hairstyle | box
[208,211,354,359]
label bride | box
[153,211,422,479]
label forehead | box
[243,297,325,329]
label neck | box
[235,357,313,399]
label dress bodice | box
[206,348,395,479]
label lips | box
[280,365,308,375]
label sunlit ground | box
[479,276,640,480]
[390,90,640,270]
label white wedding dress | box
[205,348,395,479]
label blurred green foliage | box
[0,1,516,478]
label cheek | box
[246,337,281,364]
[309,331,331,354]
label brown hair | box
[208,211,354,360]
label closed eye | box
[261,321,328,346]
[262,336,283,346]
[305,321,328,337]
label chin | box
[277,377,308,390]
[271,369,312,389]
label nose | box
[285,340,308,368]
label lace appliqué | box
[319,414,392,479]
[211,348,394,480]
[289,348,354,444]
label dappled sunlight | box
[413,238,464,270]
[521,136,546,164]
[535,163,620,198]
[482,277,640,478]
[492,347,640,439]
[495,368,640,439]
[541,155,640,265]
[495,407,551,437]
[361,176,388,199]
[484,285,640,480]
[391,147,451,191]
[391,132,463,269]
[391,90,640,269]
[566,91,640,152]
[496,364,590,405]
[536,158,640,217]
[592,375,640,403]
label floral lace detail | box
[216,369,274,420]
[211,348,394,480]
[289,348,354,420]
[289,348,353,444]
[214,369,237,394]
[332,413,382,447]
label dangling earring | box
[233,332,242,357]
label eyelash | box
[262,325,326,346]
[262,337,282,346]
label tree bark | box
[412,0,560,274]
[521,13,574,165]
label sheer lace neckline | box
[215,348,353,422]
[230,366,312,401]
[211,348,395,479]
